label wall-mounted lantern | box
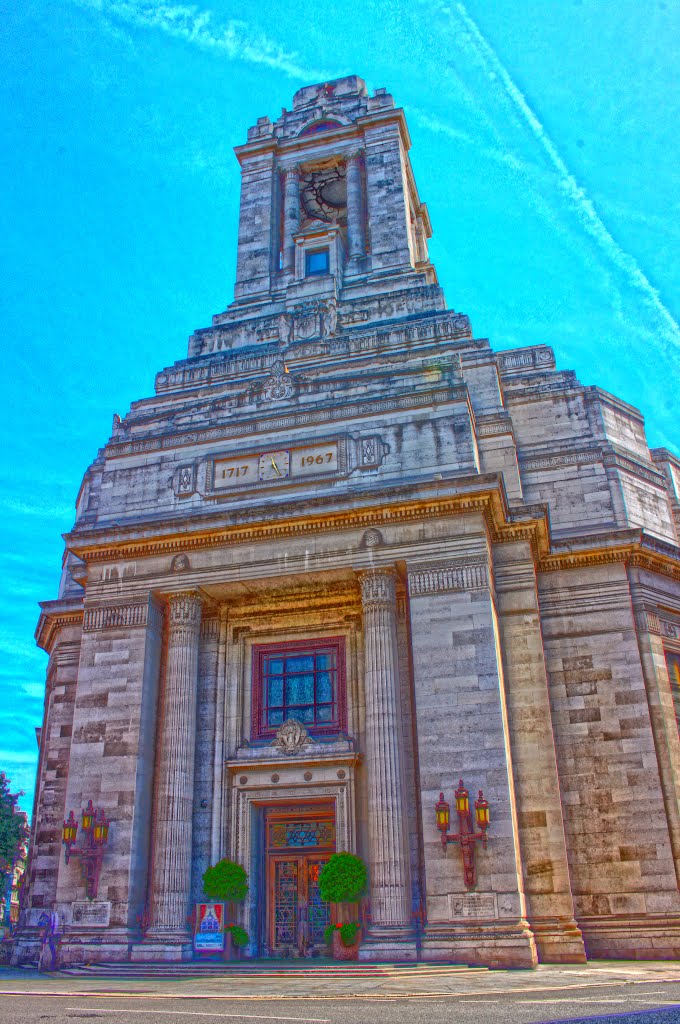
[435,779,490,889]
[62,800,110,900]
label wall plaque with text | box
[71,901,111,927]
[449,893,497,919]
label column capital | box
[167,590,204,628]
[358,567,397,607]
[346,148,363,164]
[282,163,300,181]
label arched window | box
[298,119,342,137]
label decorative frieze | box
[636,608,680,641]
[476,415,514,438]
[521,447,602,473]
[408,559,489,595]
[83,601,163,633]
[168,311,473,386]
[497,346,555,374]
[105,385,467,460]
[602,449,667,488]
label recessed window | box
[305,248,329,276]
[252,638,346,739]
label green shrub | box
[339,921,359,947]
[318,853,367,904]
[227,924,249,948]
[202,859,248,902]
[322,921,360,948]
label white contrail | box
[71,0,337,82]
[443,0,680,353]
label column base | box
[421,919,538,969]
[358,924,418,962]
[578,913,680,960]
[530,916,587,963]
[131,928,193,963]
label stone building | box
[14,75,680,968]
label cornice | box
[35,598,84,653]
[539,530,680,583]
[65,476,550,565]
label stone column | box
[359,568,415,958]
[146,591,203,954]
[282,165,300,273]
[346,151,365,262]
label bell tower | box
[222,75,442,332]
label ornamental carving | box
[168,591,203,628]
[260,359,294,401]
[359,568,397,607]
[408,560,489,595]
[361,528,383,548]
[170,553,190,573]
[273,719,315,756]
[83,601,163,633]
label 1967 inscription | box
[214,442,338,488]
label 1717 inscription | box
[214,442,338,489]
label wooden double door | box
[265,805,335,957]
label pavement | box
[1,959,680,1023]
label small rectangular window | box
[305,248,329,276]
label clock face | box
[258,450,290,481]
[213,442,339,490]
[300,167,347,225]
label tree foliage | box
[226,923,249,948]
[202,859,248,902]
[0,772,28,874]
[318,852,368,904]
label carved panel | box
[83,600,163,633]
[408,559,489,595]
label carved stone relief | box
[273,719,315,756]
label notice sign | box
[71,901,111,927]
[194,902,225,953]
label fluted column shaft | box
[149,591,203,936]
[346,152,365,261]
[359,568,411,928]
[282,166,300,272]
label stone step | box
[59,960,485,979]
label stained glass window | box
[270,820,335,849]
[299,119,341,136]
[252,638,345,739]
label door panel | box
[265,805,335,956]
[272,858,299,950]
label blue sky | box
[2,0,679,815]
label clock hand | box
[270,456,282,477]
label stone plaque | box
[449,893,497,919]
[71,900,111,927]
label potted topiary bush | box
[318,852,368,960]
[201,859,249,960]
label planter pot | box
[331,929,360,961]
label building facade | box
[14,75,680,968]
